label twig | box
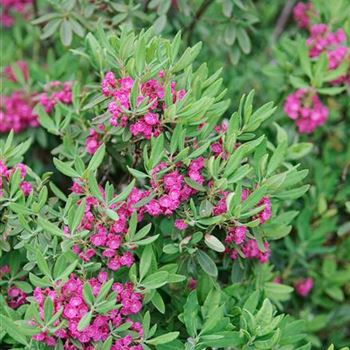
[272,0,297,42]
[186,0,213,46]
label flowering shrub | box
[0,1,349,350]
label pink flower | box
[90,233,107,247]
[85,129,101,155]
[32,275,144,348]
[7,286,27,309]
[226,226,246,245]
[293,2,315,29]
[284,89,328,133]
[295,277,313,297]
[20,181,32,196]
[258,196,272,224]
[175,219,188,230]
[187,278,197,290]
[39,81,72,113]
[0,91,38,133]
[3,60,29,82]
[120,252,134,267]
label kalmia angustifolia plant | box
[1,1,350,349]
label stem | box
[186,0,213,46]
[272,0,297,42]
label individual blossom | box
[19,181,32,196]
[284,89,328,133]
[175,219,188,230]
[294,277,313,297]
[187,278,197,290]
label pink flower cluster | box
[287,5,350,132]
[1,62,73,133]
[307,24,346,58]
[7,285,27,308]
[0,160,33,197]
[284,89,328,133]
[69,185,149,271]
[210,122,229,158]
[306,24,349,84]
[39,81,73,113]
[100,71,185,139]
[293,10,350,82]
[225,227,271,264]
[257,196,272,224]
[85,128,103,155]
[0,91,38,133]
[224,191,271,263]
[145,157,204,217]
[0,0,32,27]
[32,273,143,349]
[293,2,315,29]
[1,265,28,309]
[294,277,313,297]
[3,60,29,82]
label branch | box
[186,0,213,46]
[272,0,297,42]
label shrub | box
[0,1,349,349]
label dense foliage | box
[0,1,349,349]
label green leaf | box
[44,297,54,323]
[60,19,73,46]
[147,332,179,345]
[150,134,164,168]
[83,282,94,307]
[142,271,169,289]
[0,315,28,345]
[127,166,149,179]
[140,245,153,280]
[36,249,51,279]
[153,15,167,35]
[204,234,225,252]
[184,177,206,192]
[183,291,199,337]
[298,40,312,78]
[77,311,93,331]
[237,27,251,54]
[41,19,61,40]
[96,279,114,304]
[87,143,105,171]
[196,250,218,277]
[38,217,65,237]
[53,158,80,177]
[287,143,313,160]
[151,290,165,313]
